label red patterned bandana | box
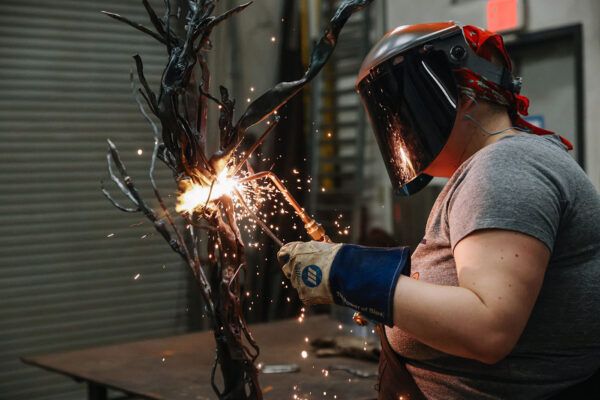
[455,25,573,150]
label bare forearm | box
[392,276,508,364]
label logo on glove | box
[301,265,322,287]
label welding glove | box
[278,241,411,326]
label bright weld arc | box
[175,171,284,247]
[177,150,322,248]
[177,115,280,214]
[175,169,237,213]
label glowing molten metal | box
[176,169,239,213]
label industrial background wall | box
[0,1,190,399]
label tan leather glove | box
[279,241,411,326]
[277,241,343,305]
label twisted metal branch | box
[102,1,373,398]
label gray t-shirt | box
[386,134,600,399]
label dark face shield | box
[357,49,458,196]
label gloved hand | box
[278,241,411,326]
[278,240,344,305]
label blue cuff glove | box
[279,241,411,327]
[330,244,410,326]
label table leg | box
[88,382,108,400]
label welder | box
[278,23,600,399]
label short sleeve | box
[448,139,563,252]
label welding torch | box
[238,171,330,246]
[235,172,368,327]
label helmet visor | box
[357,49,458,195]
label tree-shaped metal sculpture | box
[101,0,373,398]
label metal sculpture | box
[101,0,373,398]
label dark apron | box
[375,325,599,399]
[376,324,426,400]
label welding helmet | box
[356,22,522,196]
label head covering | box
[356,22,573,197]
[456,25,573,150]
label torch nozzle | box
[304,219,330,243]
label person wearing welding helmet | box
[279,23,600,399]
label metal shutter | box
[0,1,189,399]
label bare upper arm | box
[453,229,551,359]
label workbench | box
[22,315,379,400]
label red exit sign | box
[487,0,525,32]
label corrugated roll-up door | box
[0,1,190,399]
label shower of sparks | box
[174,151,331,251]
[174,162,315,250]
